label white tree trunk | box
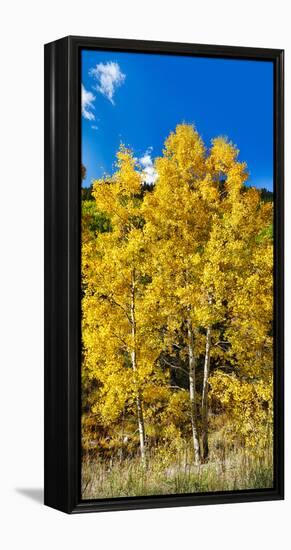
[131,269,146,466]
[187,318,201,465]
[201,327,211,461]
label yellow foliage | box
[81,123,274,465]
[209,371,273,453]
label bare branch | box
[162,357,189,376]
[111,332,128,349]
[101,293,132,324]
[172,343,186,351]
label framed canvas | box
[44,36,284,514]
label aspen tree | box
[82,146,164,465]
[143,124,210,464]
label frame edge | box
[44,36,284,514]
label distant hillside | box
[259,188,273,202]
[82,182,274,202]
[82,185,94,201]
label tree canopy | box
[81,124,273,473]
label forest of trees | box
[81,124,273,499]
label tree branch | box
[162,358,189,376]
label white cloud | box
[139,147,157,186]
[89,62,126,104]
[82,84,95,120]
[91,125,98,131]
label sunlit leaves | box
[82,123,273,461]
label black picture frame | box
[44,35,284,514]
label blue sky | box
[81,50,274,191]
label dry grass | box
[81,445,273,500]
